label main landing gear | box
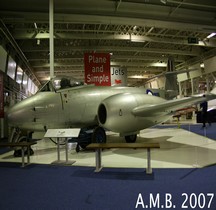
[91,126,137,144]
[125,134,137,143]
[92,126,106,143]
[74,126,107,152]
[74,127,137,152]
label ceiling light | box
[130,34,147,43]
[34,22,38,29]
[130,36,145,43]
[160,0,167,4]
[206,32,216,39]
[131,39,145,43]
[128,75,149,79]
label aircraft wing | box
[132,94,216,117]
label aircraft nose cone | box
[7,100,34,128]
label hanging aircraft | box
[143,56,201,100]
[7,76,216,155]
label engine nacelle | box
[98,93,155,134]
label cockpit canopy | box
[52,76,84,90]
[38,76,84,92]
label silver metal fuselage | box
[7,85,168,134]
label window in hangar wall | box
[2,47,38,97]
[16,67,38,95]
[28,77,32,94]
[22,73,28,95]
[7,56,16,80]
[0,46,7,72]
[28,78,38,95]
[31,82,38,94]
[16,66,23,84]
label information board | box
[84,53,111,86]
[111,67,127,86]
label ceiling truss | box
[0,0,216,86]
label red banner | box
[84,53,111,86]
[0,72,4,118]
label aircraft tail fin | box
[164,56,179,99]
[144,56,178,99]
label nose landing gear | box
[9,128,34,157]
[13,136,34,157]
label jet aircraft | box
[7,76,216,153]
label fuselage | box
[7,85,167,132]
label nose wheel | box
[14,146,34,157]
[11,130,34,157]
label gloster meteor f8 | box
[7,77,215,147]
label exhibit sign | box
[84,53,111,86]
[111,67,127,86]
[0,72,4,118]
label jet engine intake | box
[98,93,145,134]
[98,104,107,125]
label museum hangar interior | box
[0,1,216,209]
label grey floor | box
[1,122,216,169]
